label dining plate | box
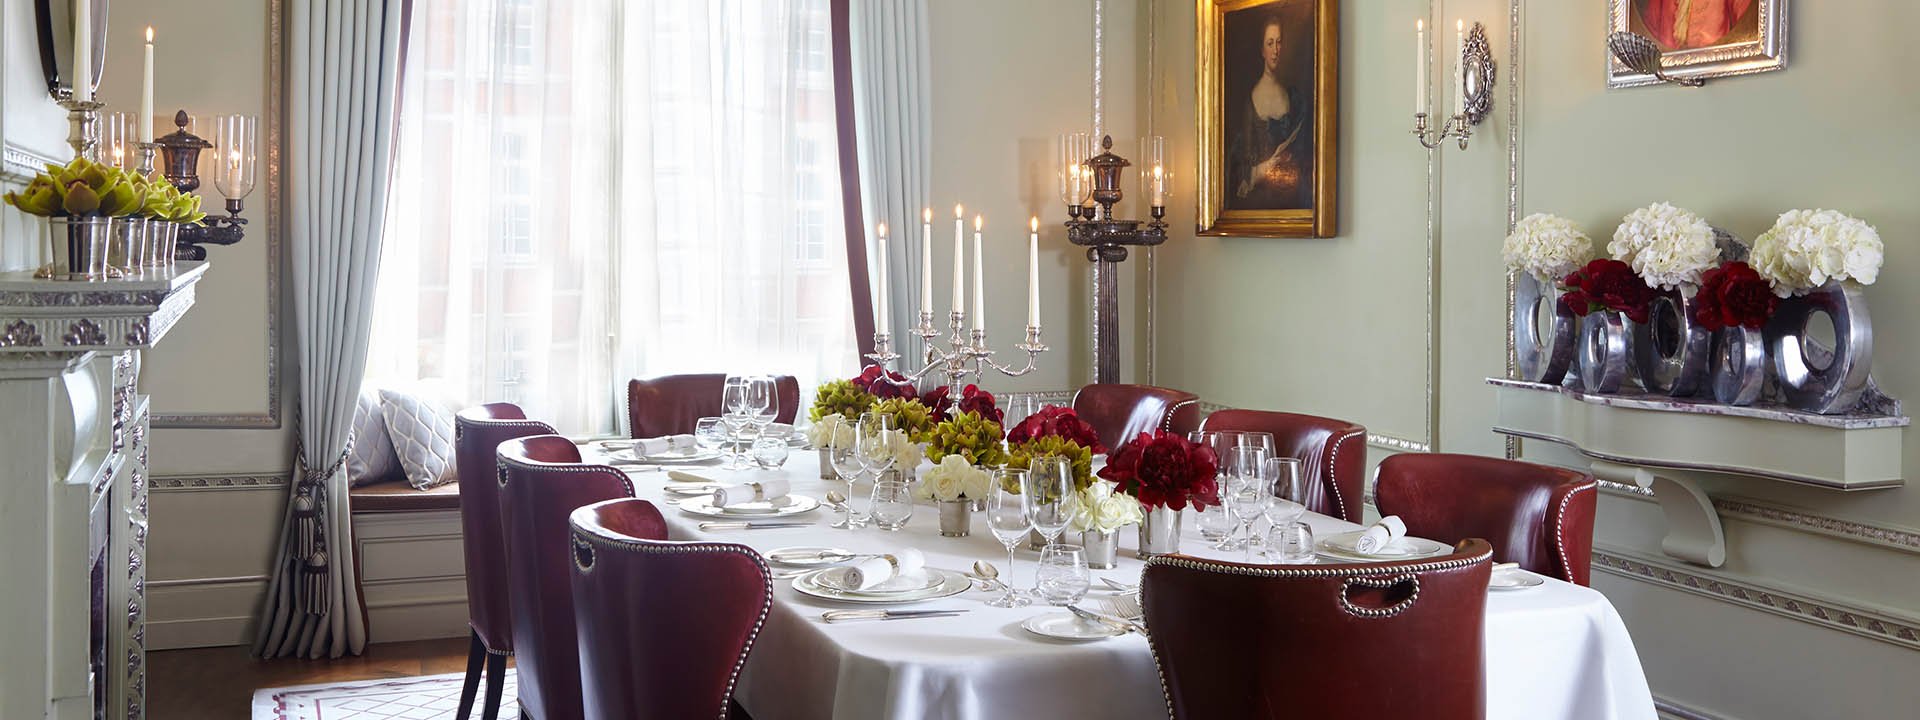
[1021,612,1126,641]
[1315,531,1450,561]
[1489,567,1545,591]
[606,447,722,465]
[810,567,942,595]
[766,546,860,567]
[792,567,971,605]
[677,494,820,518]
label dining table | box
[605,447,1657,720]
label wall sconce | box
[1412,20,1497,150]
[154,111,256,260]
[1607,31,1705,88]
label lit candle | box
[952,204,965,317]
[1027,217,1040,327]
[1454,20,1465,116]
[972,215,985,331]
[73,0,91,102]
[1415,19,1427,115]
[142,27,155,142]
[1151,165,1165,207]
[875,223,890,330]
[920,208,933,312]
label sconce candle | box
[1454,20,1466,116]
[1415,19,1427,114]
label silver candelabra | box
[863,310,1047,398]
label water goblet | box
[856,411,898,482]
[984,473,1033,608]
[1223,446,1274,561]
[1035,544,1091,606]
[869,478,914,531]
[1023,456,1077,549]
[746,375,778,431]
[827,420,869,529]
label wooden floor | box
[149,636,491,720]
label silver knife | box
[1069,605,1141,634]
[699,521,814,530]
[821,609,969,623]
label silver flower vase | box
[43,216,112,280]
[1632,288,1713,397]
[816,448,834,479]
[1578,311,1631,393]
[1081,529,1119,569]
[1514,274,1578,385]
[937,500,972,537]
[1712,325,1766,406]
[1764,281,1872,414]
[1136,505,1182,559]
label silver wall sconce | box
[1412,20,1497,151]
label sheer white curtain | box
[370,0,857,435]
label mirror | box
[33,0,110,100]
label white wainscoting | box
[352,510,472,643]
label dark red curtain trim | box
[830,0,875,357]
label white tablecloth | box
[616,452,1655,720]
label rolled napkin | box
[842,548,927,591]
[1353,515,1408,554]
[667,470,715,483]
[635,434,696,457]
[713,478,792,507]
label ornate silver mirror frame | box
[1461,21,1496,125]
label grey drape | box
[255,0,409,659]
[849,0,931,345]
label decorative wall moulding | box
[149,473,287,491]
[1598,483,1920,556]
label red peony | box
[920,384,1001,424]
[1694,262,1778,331]
[1561,258,1656,323]
[851,365,916,400]
[1006,406,1106,455]
[1099,431,1219,511]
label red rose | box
[1562,259,1655,323]
[1007,406,1106,455]
[954,385,1003,425]
[851,365,916,400]
[1099,431,1219,511]
[1694,262,1778,331]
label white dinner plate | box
[1021,612,1126,641]
[810,567,942,595]
[606,447,722,465]
[677,494,820,518]
[1315,531,1450,561]
[792,567,971,605]
[766,546,860,567]
[1489,567,1545,591]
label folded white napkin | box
[635,434,696,457]
[1354,515,1408,554]
[843,548,926,590]
[713,478,791,507]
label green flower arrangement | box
[808,379,876,423]
[3,157,153,218]
[871,397,937,443]
[139,178,206,224]
[1005,434,1095,493]
[925,410,1008,468]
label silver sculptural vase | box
[1513,274,1578,385]
[1632,288,1714,397]
[1764,281,1873,414]
[1711,325,1767,406]
[1578,310,1631,393]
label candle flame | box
[1417,19,1423,32]
[954,204,963,218]
[877,222,888,237]
[1456,19,1463,31]
[1030,217,1038,232]
[146,26,154,42]
[973,215,982,231]
[923,207,932,222]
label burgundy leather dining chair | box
[451,404,556,720]
[1142,539,1495,720]
[497,435,636,720]
[569,498,772,720]
[1199,409,1368,523]
[1071,383,1201,453]
[626,374,801,438]
[1374,453,1598,585]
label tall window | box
[368,0,858,434]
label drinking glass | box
[856,411,898,482]
[720,377,752,469]
[1265,522,1316,563]
[1188,431,1239,549]
[746,375,778,431]
[1023,456,1077,549]
[869,478,914,531]
[1035,544,1091,606]
[1263,457,1307,529]
[1005,394,1043,430]
[751,435,791,469]
[984,475,1033,608]
[1223,446,1274,561]
[694,417,728,456]
[826,419,868,529]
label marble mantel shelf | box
[0,261,209,355]
[1490,377,1907,568]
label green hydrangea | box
[871,397,937,443]
[809,379,875,423]
[1006,435,1095,494]
[925,410,1008,468]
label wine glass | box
[856,411,898,484]
[984,474,1033,608]
[1035,544,1091,606]
[1223,446,1275,561]
[826,418,868,529]
[1024,456,1077,549]
[746,375,778,431]
[1188,431,1239,549]
[720,377,752,468]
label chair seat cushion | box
[350,476,462,513]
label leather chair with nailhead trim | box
[1071,383,1201,453]
[1142,540,1494,719]
[450,404,556,720]
[626,374,801,439]
[568,498,771,720]
[498,436,637,720]
[1374,453,1598,585]
[1199,409,1368,524]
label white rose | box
[1068,482,1144,533]
[1503,213,1594,283]
[1609,202,1719,290]
[917,454,988,502]
[886,429,923,470]
[805,413,845,447]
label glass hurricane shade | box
[212,114,258,201]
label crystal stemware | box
[1024,456,1077,549]
[746,375,778,431]
[984,475,1033,608]
[1223,446,1275,561]
[856,411,898,484]
[826,418,868,529]
[1188,431,1239,549]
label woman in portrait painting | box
[1227,12,1311,211]
[1635,0,1756,50]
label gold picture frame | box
[1196,0,1339,238]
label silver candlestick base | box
[862,310,1047,399]
[58,98,106,162]
[1411,111,1472,150]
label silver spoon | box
[1100,577,1139,593]
[968,560,1008,591]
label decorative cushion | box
[348,386,404,486]
[379,388,459,490]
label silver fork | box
[1098,593,1143,622]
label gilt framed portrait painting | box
[1608,0,1787,88]
[1196,0,1338,238]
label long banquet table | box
[613,450,1656,720]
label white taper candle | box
[73,0,91,102]
[1415,19,1427,115]
[1027,217,1040,327]
[972,215,985,331]
[875,223,889,330]
[141,27,155,142]
[952,204,965,317]
[920,208,933,312]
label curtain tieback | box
[289,428,356,616]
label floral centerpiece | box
[1064,480,1145,568]
[1099,430,1219,558]
[808,378,875,423]
[5,157,159,279]
[1503,213,1595,385]
[923,384,1004,424]
[1747,210,1885,413]
[1003,405,1102,491]
[915,454,994,536]
[925,410,1009,468]
[1503,213,1594,284]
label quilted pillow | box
[379,388,459,490]
[347,386,403,486]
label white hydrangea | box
[1502,213,1594,282]
[1608,202,1720,290]
[1750,209,1884,297]
[914,454,992,502]
[1066,481,1145,533]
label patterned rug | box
[252,670,519,720]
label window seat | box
[348,478,469,643]
[350,477,462,513]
